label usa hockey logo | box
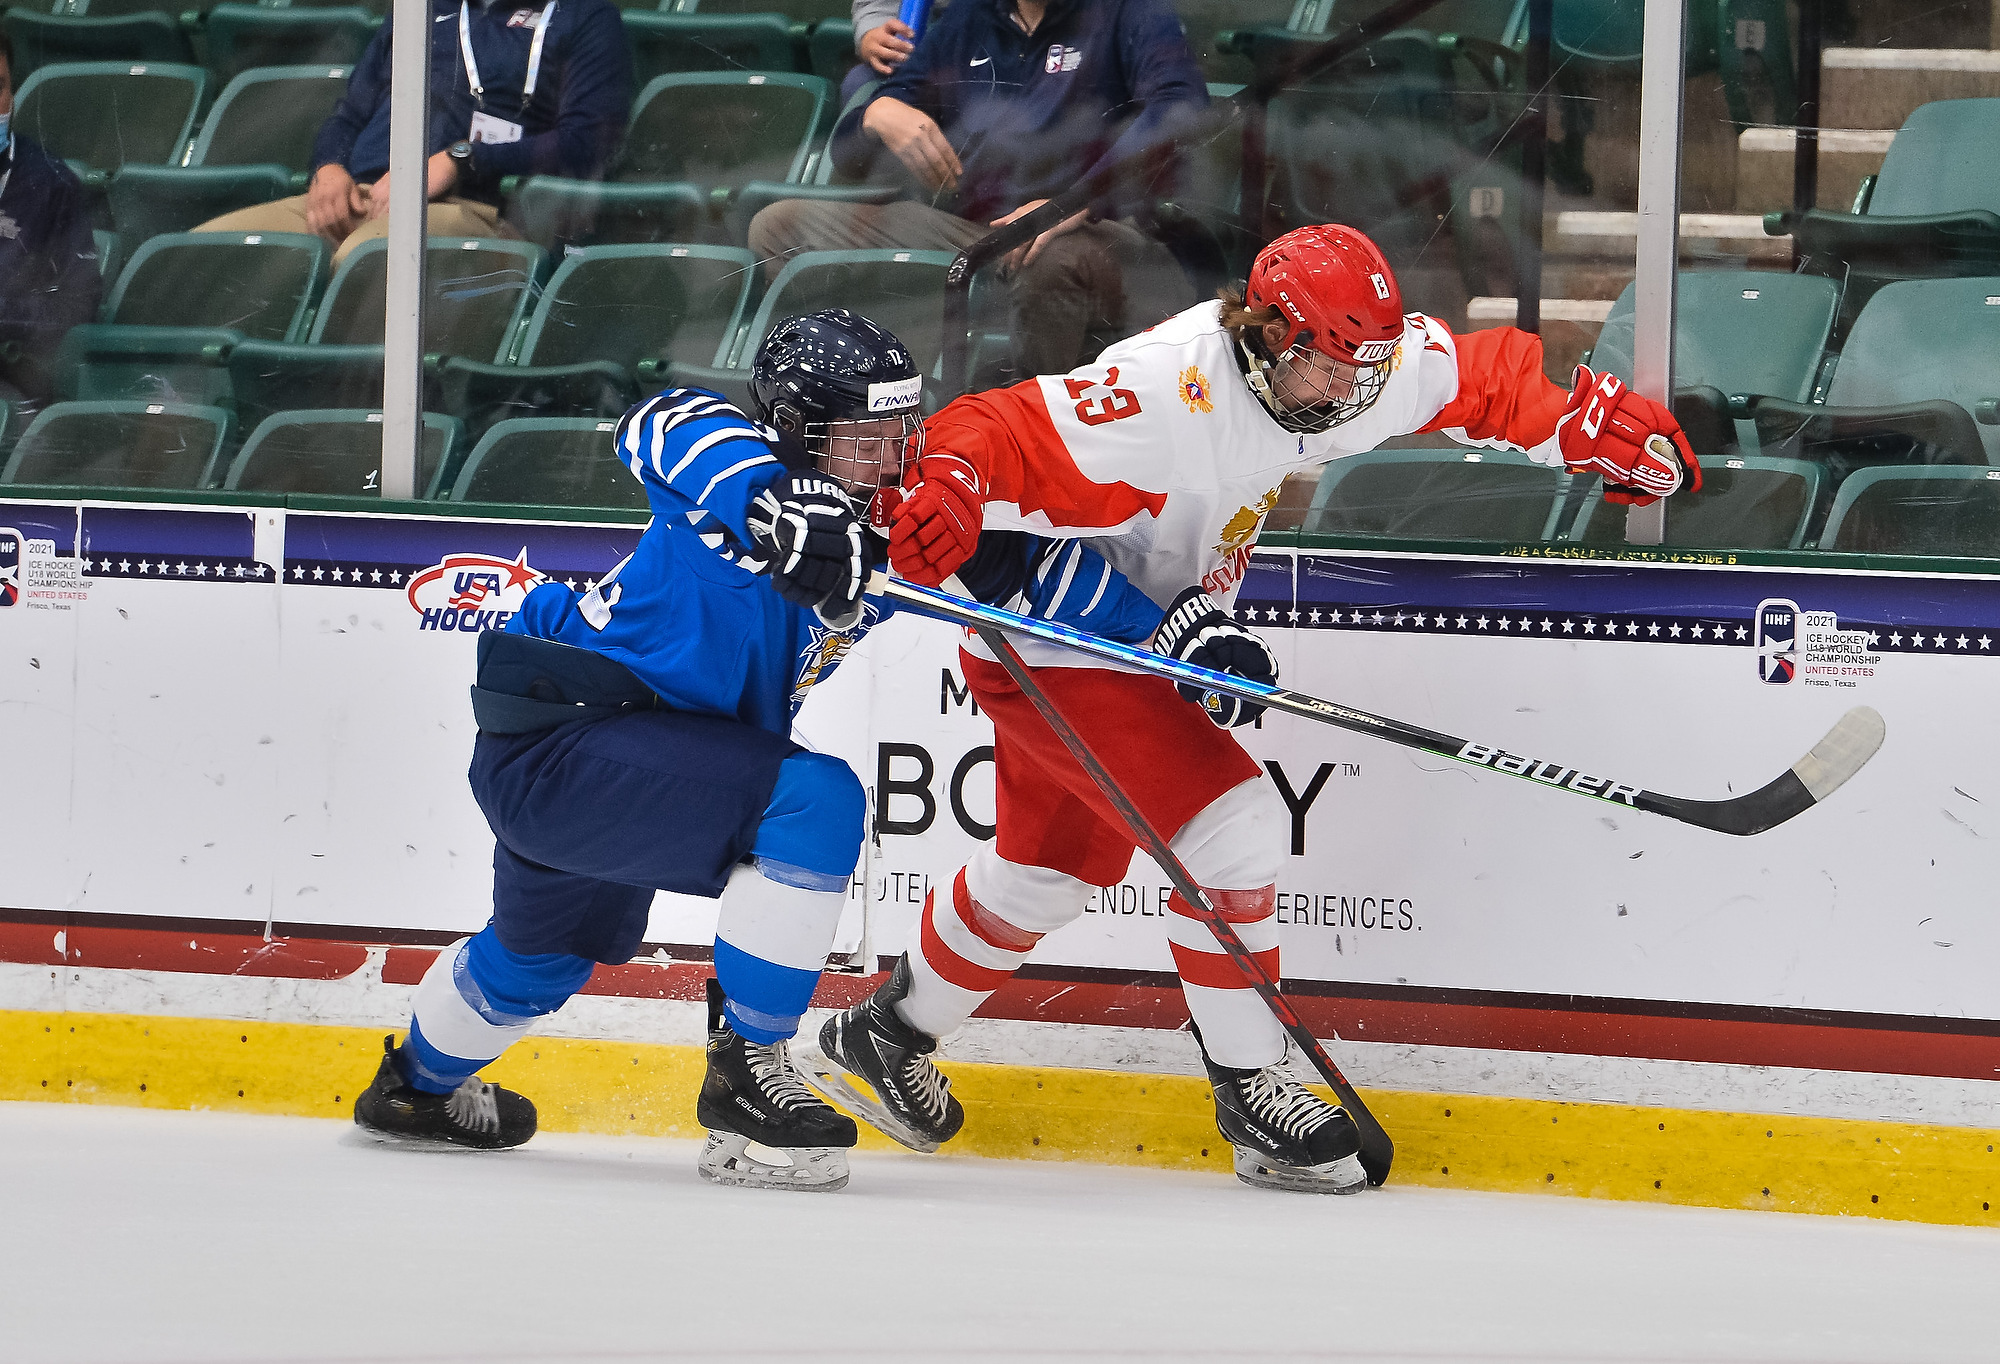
[1755,597,1799,684]
[0,527,19,609]
[406,549,547,633]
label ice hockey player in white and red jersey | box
[808,223,1703,1194]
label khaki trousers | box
[194,195,513,267]
[746,197,1194,378]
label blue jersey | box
[507,387,1167,734]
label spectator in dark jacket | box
[198,0,630,264]
[0,32,102,419]
[749,0,1207,377]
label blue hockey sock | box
[401,929,594,1094]
[713,865,848,1044]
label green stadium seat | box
[12,61,207,175]
[449,417,649,510]
[621,12,801,87]
[1302,448,1568,541]
[224,341,384,435]
[1589,271,1840,405]
[223,409,461,497]
[193,63,355,171]
[1568,455,1824,550]
[1176,0,1291,85]
[509,72,832,249]
[734,248,955,395]
[1751,279,2000,481]
[805,18,852,82]
[435,244,757,437]
[689,0,847,20]
[664,363,754,413]
[225,237,545,432]
[1,400,234,489]
[93,229,122,281]
[110,64,356,246]
[55,230,328,403]
[1,11,195,79]
[620,70,832,187]
[201,4,377,86]
[309,236,545,357]
[1771,100,2000,336]
[109,165,294,249]
[277,0,389,15]
[1818,466,2000,557]
[77,0,222,16]
[508,178,707,253]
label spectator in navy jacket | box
[199,0,630,264]
[749,0,1207,378]
[0,33,102,421]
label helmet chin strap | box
[1236,333,1287,421]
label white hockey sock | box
[407,938,539,1087]
[712,862,849,1042]
[1165,777,1288,1070]
[899,852,1092,1040]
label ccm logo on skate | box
[1455,742,1640,805]
[406,549,547,633]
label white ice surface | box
[1,1102,1993,1364]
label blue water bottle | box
[896,0,930,43]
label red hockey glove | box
[886,452,984,586]
[1556,365,1703,506]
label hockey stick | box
[871,573,1885,837]
[940,576,1397,1189]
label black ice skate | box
[1198,1029,1366,1195]
[352,1035,537,1151]
[800,953,964,1154]
[696,979,857,1192]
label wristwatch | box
[446,139,474,165]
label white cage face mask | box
[1244,338,1390,434]
[809,414,926,496]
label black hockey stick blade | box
[1635,705,1886,835]
[953,603,1395,1186]
[873,574,1887,837]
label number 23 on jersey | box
[1065,367,1143,426]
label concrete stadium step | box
[1550,212,1790,268]
[1820,48,2000,130]
[1735,127,1896,213]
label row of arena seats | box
[0,404,647,508]
[20,64,888,255]
[1304,269,2000,559]
[36,230,959,446]
[3,1,869,89]
[1303,448,2000,560]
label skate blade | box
[697,1130,850,1193]
[346,1122,519,1153]
[1232,1146,1367,1195]
[792,1045,942,1155]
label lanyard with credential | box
[459,0,554,113]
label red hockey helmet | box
[1240,224,1406,433]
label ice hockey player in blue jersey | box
[351,308,1167,1190]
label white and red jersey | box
[925,299,1572,666]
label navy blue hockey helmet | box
[749,309,925,495]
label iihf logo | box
[1755,597,1799,684]
[0,527,20,609]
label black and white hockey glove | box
[746,472,867,629]
[1152,586,1278,729]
